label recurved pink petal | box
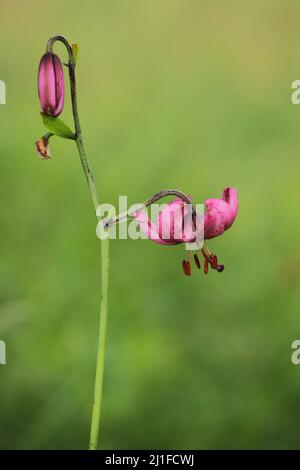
[134,210,178,245]
[182,209,204,243]
[222,187,238,228]
[157,198,200,243]
[158,199,185,242]
[204,187,238,239]
[204,199,228,239]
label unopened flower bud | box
[38,52,65,117]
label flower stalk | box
[103,189,195,228]
[44,36,110,450]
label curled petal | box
[181,207,203,243]
[222,187,238,228]
[158,199,185,242]
[204,200,227,239]
[204,187,238,239]
[158,198,201,243]
[134,210,178,245]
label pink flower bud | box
[38,52,65,117]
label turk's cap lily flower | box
[35,133,53,160]
[134,187,238,276]
[38,52,65,117]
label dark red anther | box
[202,250,214,266]
[210,254,218,269]
[194,254,201,270]
[202,248,224,273]
[186,260,192,276]
[204,259,209,274]
[182,260,188,276]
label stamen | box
[210,255,218,269]
[186,260,192,276]
[194,254,201,270]
[204,259,209,274]
[201,243,225,273]
[182,260,188,276]
[182,259,192,276]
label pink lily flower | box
[134,187,238,276]
[38,52,65,117]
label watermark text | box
[0,340,6,365]
[0,80,6,104]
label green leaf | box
[40,113,75,140]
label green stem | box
[75,133,110,450]
[89,237,110,450]
[76,130,110,450]
[47,36,110,450]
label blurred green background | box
[1,0,300,450]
